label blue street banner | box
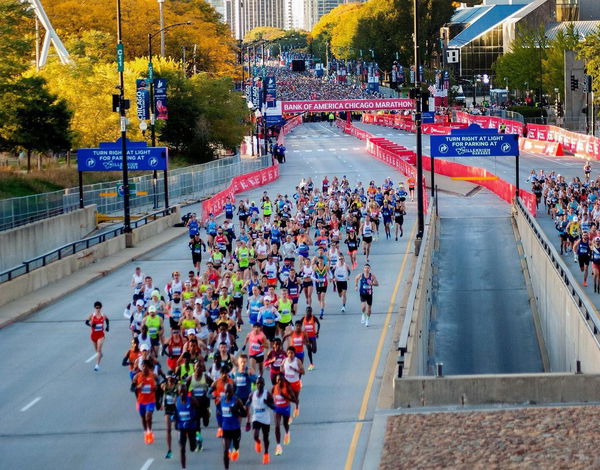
[153,78,168,120]
[77,138,168,171]
[265,75,276,108]
[135,79,150,121]
[430,124,519,157]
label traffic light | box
[571,75,579,91]
[556,101,563,117]
[583,74,593,93]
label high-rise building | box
[304,0,365,31]
[231,0,286,40]
[284,0,306,30]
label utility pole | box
[116,0,131,237]
[413,0,424,241]
[158,0,165,57]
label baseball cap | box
[573,216,579,222]
[195,298,202,304]
[186,328,197,336]
[151,290,161,298]
[140,344,150,351]
[136,299,145,306]
[148,305,156,313]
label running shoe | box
[584,281,588,287]
[216,427,223,438]
[284,432,291,445]
[319,312,324,320]
[94,364,99,372]
[255,441,262,453]
[165,450,172,459]
[275,444,283,456]
[361,314,365,324]
[144,432,150,444]
[263,453,270,464]
[308,364,315,371]
[293,406,299,418]
[365,318,370,327]
[341,305,345,312]
[231,449,239,461]
[148,431,154,444]
[196,435,203,452]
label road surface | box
[0,122,417,470]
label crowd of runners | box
[85,174,411,469]
[530,162,600,291]
[271,67,377,101]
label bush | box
[507,106,547,118]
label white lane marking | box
[21,397,41,412]
[304,150,311,153]
[317,149,324,152]
[85,353,98,363]
[526,153,571,166]
[293,150,300,153]
[140,458,154,470]
[318,123,338,135]
[328,148,335,151]
[353,147,360,150]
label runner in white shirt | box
[245,376,275,465]
[130,266,144,302]
[283,347,304,418]
[334,257,351,312]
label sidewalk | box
[0,226,187,329]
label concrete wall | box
[394,373,600,407]
[0,205,97,272]
[0,207,180,308]
[515,202,600,373]
[401,215,438,377]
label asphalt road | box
[0,122,417,470]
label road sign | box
[117,44,124,72]
[77,138,168,171]
[446,50,459,64]
[430,124,519,157]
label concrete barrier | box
[398,204,437,377]
[0,207,181,308]
[514,199,600,373]
[0,205,97,272]
[394,373,600,407]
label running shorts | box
[579,254,591,269]
[362,236,372,244]
[274,405,291,417]
[222,428,241,440]
[336,281,348,292]
[138,402,155,416]
[360,293,373,306]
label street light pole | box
[116,0,131,236]
[413,0,424,240]
[147,21,192,210]
[158,0,165,57]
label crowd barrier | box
[277,114,303,146]
[454,111,524,135]
[362,113,469,135]
[338,119,537,217]
[519,138,564,157]
[201,165,280,222]
[526,123,600,159]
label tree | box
[493,26,548,97]
[0,77,73,171]
[577,26,600,100]
[0,0,34,81]
[542,24,580,96]
[244,26,285,43]
[44,0,238,76]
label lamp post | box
[413,0,424,240]
[147,21,192,210]
[504,77,508,90]
[116,0,131,236]
[157,0,165,57]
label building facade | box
[230,0,286,39]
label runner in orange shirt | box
[302,307,320,371]
[407,176,416,201]
[133,359,157,444]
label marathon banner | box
[519,138,564,157]
[526,123,600,159]
[264,75,277,108]
[153,78,168,120]
[281,99,414,113]
[135,79,150,121]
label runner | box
[355,263,379,327]
[574,232,591,287]
[220,383,247,469]
[272,373,298,456]
[592,237,600,292]
[334,256,351,311]
[243,323,268,376]
[407,176,416,201]
[186,360,212,450]
[174,383,199,469]
[344,228,360,269]
[246,376,274,465]
[393,199,406,241]
[282,346,304,418]
[264,338,287,386]
[86,301,109,371]
[161,374,178,459]
[132,359,157,444]
[302,307,320,370]
[360,216,374,263]
[189,234,207,275]
[312,257,329,319]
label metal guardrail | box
[397,199,435,378]
[515,197,600,340]
[0,208,173,284]
[0,154,270,232]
